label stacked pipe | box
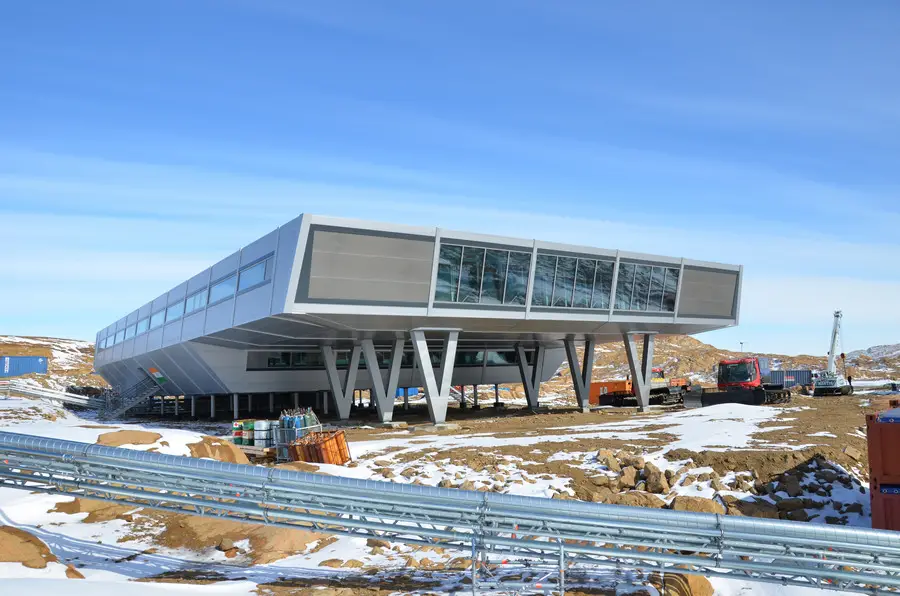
[0,431,899,593]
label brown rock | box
[644,461,661,477]
[844,502,864,514]
[778,476,803,498]
[606,491,665,509]
[459,480,477,491]
[787,509,810,522]
[492,474,505,483]
[217,538,235,552]
[843,446,863,461]
[697,473,711,483]
[817,469,838,483]
[619,453,646,469]
[710,477,727,492]
[400,468,417,478]
[620,466,639,489]
[65,564,85,579]
[646,472,670,494]
[589,487,613,502]
[590,475,611,488]
[438,479,454,488]
[595,449,621,473]
[366,538,390,549]
[776,498,805,512]
[649,572,714,596]
[373,459,392,467]
[670,496,725,515]
[722,495,779,519]
[319,559,343,568]
[342,559,365,568]
[382,470,396,479]
[664,469,675,482]
[404,556,420,568]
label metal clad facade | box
[0,356,49,378]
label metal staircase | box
[101,373,163,419]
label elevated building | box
[94,215,742,422]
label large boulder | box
[646,471,670,494]
[605,491,665,509]
[721,495,779,519]
[618,452,646,469]
[620,466,639,489]
[669,496,725,515]
[595,449,621,473]
[777,476,804,498]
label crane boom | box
[827,310,842,374]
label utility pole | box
[740,342,745,353]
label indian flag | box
[148,368,168,383]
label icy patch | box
[807,431,837,438]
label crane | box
[813,310,853,396]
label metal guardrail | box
[0,380,103,409]
[0,430,899,594]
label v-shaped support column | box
[515,344,546,410]
[361,338,405,423]
[410,328,459,424]
[323,345,362,420]
[623,332,655,412]
[565,338,596,411]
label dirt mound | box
[187,436,249,464]
[664,446,855,482]
[0,526,58,569]
[96,430,161,447]
[50,498,136,523]
[276,461,322,473]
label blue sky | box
[2,1,899,355]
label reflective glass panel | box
[663,268,679,312]
[592,260,614,309]
[150,310,165,329]
[136,318,149,334]
[480,249,508,304]
[458,246,485,303]
[115,330,125,344]
[435,245,462,302]
[166,300,184,322]
[615,263,636,310]
[649,266,666,311]
[552,256,576,307]
[531,254,556,306]
[573,259,595,308]
[209,274,237,303]
[124,324,136,340]
[632,265,652,311]
[504,252,531,305]
[238,260,267,291]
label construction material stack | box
[289,430,351,465]
[867,403,900,531]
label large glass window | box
[166,300,184,323]
[238,258,270,292]
[124,324,136,340]
[531,254,557,306]
[209,274,237,304]
[504,252,530,305]
[615,263,636,310]
[632,265,652,311]
[648,266,666,312]
[136,318,149,335]
[456,351,485,366]
[149,310,165,330]
[458,247,485,303]
[114,330,125,345]
[267,352,291,368]
[592,260,614,309]
[435,245,462,302]
[480,250,508,304]
[573,259,596,308]
[663,268,679,312]
[552,257,576,307]
[185,289,208,314]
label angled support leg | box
[362,338,405,423]
[323,345,362,420]
[623,332,656,412]
[515,344,546,410]
[565,338,596,412]
[410,328,459,424]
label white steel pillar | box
[565,337,596,412]
[232,393,239,420]
[362,338,405,423]
[269,392,275,414]
[323,345,362,420]
[410,328,459,424]
[515,344,546,410]
[623,332,656,412]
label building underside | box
[95,215,742,423]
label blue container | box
[396,387,420,398]
[0,356,49,378]
[768,369,813,388]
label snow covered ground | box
[0,395,872,594]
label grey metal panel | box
[151,294,168,313]
[205,299,235,334]
[301,229,434,304]
[187,269,211,294]
[234,283,274,327]
[241,229,278,265]
[677,267,739,318]
[138,302,153,319]
[146,328,163,352]
[211,251,240,281]
[126,311,138,325]
[112,343,123,360]
[162,321,182,347]
[132,332,149,356]
[168,282,188,303]
[271,216,303,316]
[181,311,206,341]
[121,338,134,359]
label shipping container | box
[396,387,420,398]
[867,409,900,531]
[0,356,49,378]
[767,369,813,388]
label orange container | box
[589,380,633,406]
[867,411,900,531]
[290,430,351,465]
